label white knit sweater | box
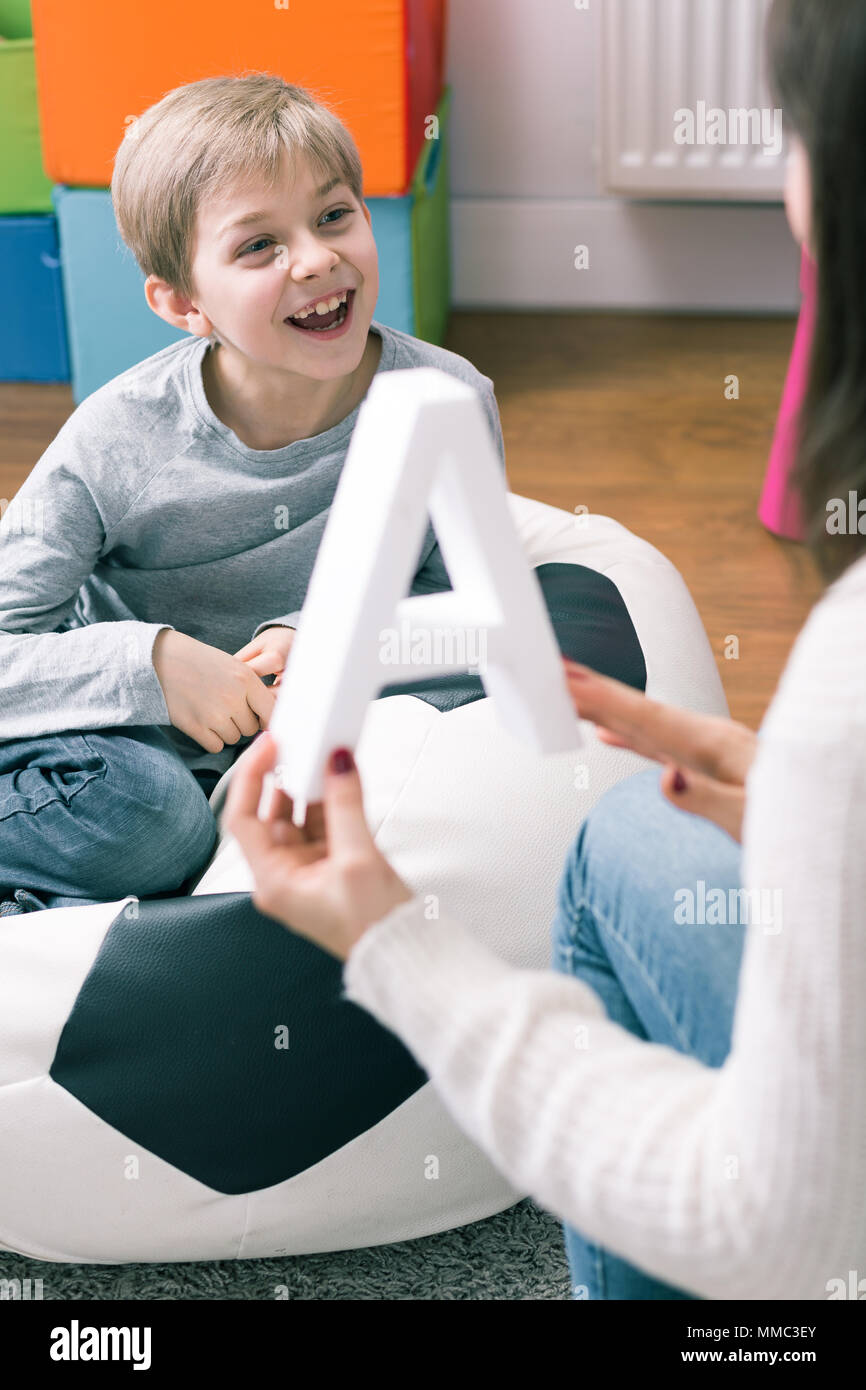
[342,551,866,1301]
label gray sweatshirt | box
[0,322,506,781]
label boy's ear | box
[144,273,214,339]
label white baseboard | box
[450,198,802,314]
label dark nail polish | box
[331,748,354,774]
[672,769,687,793]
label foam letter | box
[267,369,582,823]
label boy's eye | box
[238,208,353,257]
[319,207,352,227]
[240,238,273,257]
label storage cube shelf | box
[0,215,69,381]
[29,0,446,197]
[46,90,450,401]
[2,3,449,386]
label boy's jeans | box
[0,726,220,909]
[550,767,746,1300]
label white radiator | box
[600,0,787,199]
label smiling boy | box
[172,154,383,453]
[0,73,505,915]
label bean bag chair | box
[0,493,727,1264]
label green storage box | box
[410,84,451,347]
[0,0,54,213]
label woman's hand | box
[563,659,757,842]
[221,731,414,962]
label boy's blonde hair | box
[111,71,364,302]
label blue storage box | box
[53,90,450,403]
[0,214,70,381]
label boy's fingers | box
[228,729,276,800]
[239,652,283,678]
[245,682,276,728]
[233,638,264,660]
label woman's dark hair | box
[768,0,866,581]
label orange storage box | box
[29,0,446,196]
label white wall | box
[445,0,800,312]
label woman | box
[223,0,866,1300]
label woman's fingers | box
[322,749,375,858]
[223,732,308,862]
[257,747,294,824]
[594,727,634,751]
[222,731,282,862]
[569,665,703,766]
[565,661,693,755]
[564,660,754,784]
[303,802,327,840]
[659,763,746,842]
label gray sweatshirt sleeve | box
[252,371,507,637]
[252,611,301,639]
[479,372,507,478]
[0,463,174,740]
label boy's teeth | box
[295,291,347,320]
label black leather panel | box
[378,562,647,710]
[50,892,428,1194]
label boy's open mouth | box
[284,288,354,335]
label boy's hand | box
[232,626,295,690]
[153,628,276,754]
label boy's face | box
[183,151,379,381]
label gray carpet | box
[0,1198,572,1300]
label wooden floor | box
[0,313,822,728]
[449,313,822,727]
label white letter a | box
[269,369,582,821]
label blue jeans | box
[550,767,745,1300]
[0,725,220,910]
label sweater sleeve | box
[342,578,866,1301]
[252,612,301,640]
[0,462,174,739]
[478,371,507,476]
